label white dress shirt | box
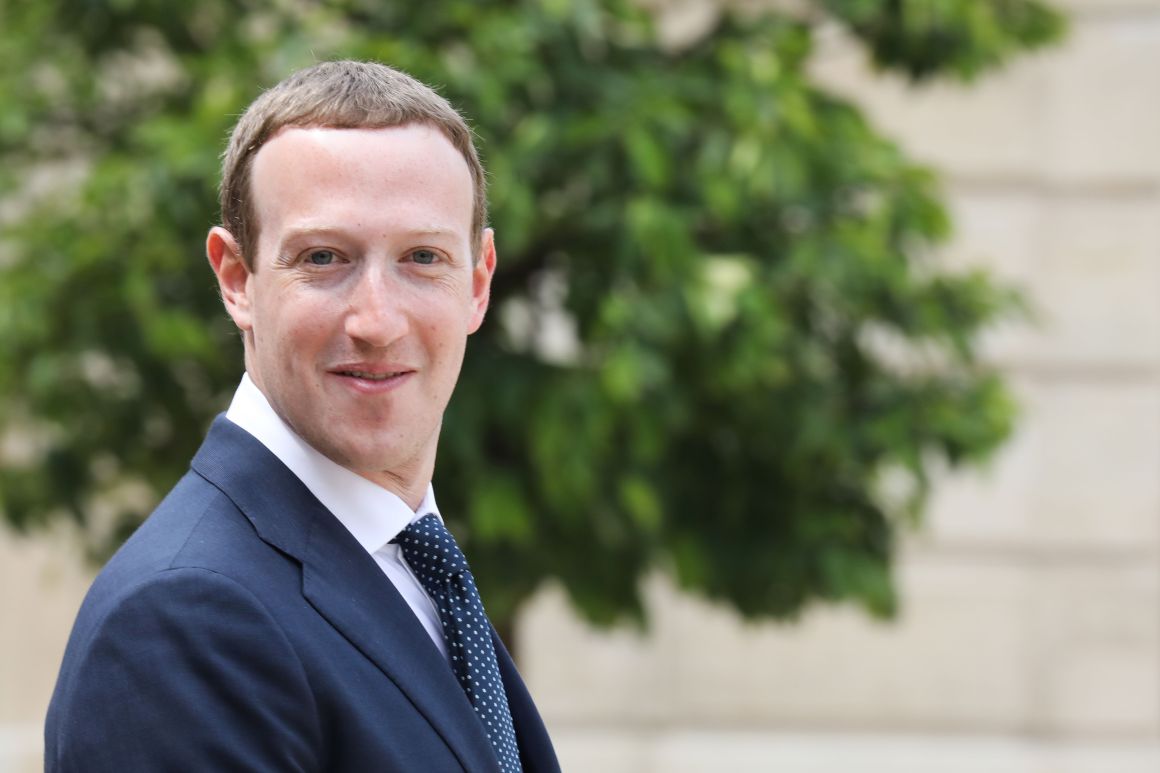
[225,373,448,657]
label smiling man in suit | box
[45,60,559,772]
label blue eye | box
[411,249,438,265]
[307,249,336,266]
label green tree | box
[0,0,1063,629]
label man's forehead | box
[247,124,475,243]
[251,124,470,185]
[255,122,459,160]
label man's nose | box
[343,266,410,347]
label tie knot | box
[392,513,469,582]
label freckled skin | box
[207,125,496,508]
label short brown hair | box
[219,60,487,268]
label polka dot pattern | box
[394,514,523,773]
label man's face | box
[209,125,494,499]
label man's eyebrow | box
[401,226,462,240]
[278,225,345,243]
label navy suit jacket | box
[45,417,560,772]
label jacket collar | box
[190,416,501,773]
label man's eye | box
[306,249,337,266]
[411,249,438,265]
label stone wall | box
[0,533,91,772]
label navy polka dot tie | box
[393,514,522,773]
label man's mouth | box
[336,369,408,381]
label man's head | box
[207,61,495,506]
[219,60,488,268]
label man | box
[45,60,560,772]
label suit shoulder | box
[63,564,294,681]
[46,567,320,771]
[68,473,299,673]
[103,469,282,581]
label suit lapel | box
[191,417,501,773]
[299,513,501,773]
[492,627,561,773]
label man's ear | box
[206,226,253,332]
[467,228,497,335]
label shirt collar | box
[224,373,440,554]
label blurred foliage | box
[822,0,1064,79]
[0,0,1062,628]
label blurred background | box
[1,0,1157,771]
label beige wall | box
[4,1,1159,772]
[519,0,1160,770]
[0,532,91,772]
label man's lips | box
[334,368,410,381]
[329,365,415,383]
